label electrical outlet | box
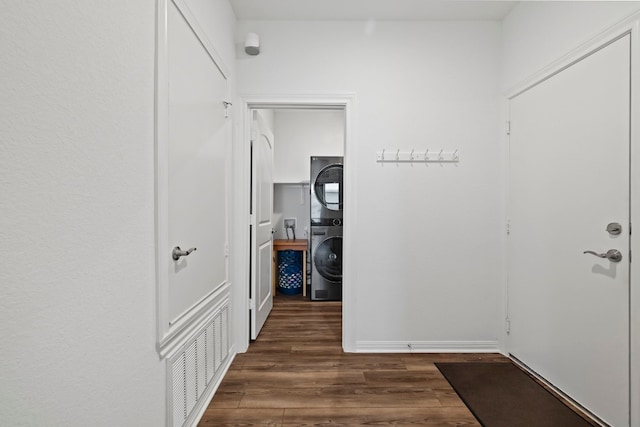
[284,218,296,229]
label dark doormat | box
[435,362,597,427]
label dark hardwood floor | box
[199,294,509,426]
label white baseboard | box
[355,340,500,353]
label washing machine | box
[310,225,343,301]
[310,156,343,225]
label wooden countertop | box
[273,239,308,249]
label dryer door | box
[313,236,343,283]
[313,164,343,212]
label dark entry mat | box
[435,362,596,427]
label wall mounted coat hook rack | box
[376,149,460,163]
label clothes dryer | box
[310,225,342,301]
[310,156,343,225]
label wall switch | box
[284,218,296,229]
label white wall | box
[0,1,162,425]
[273,184,310,241]
[236,20,503,349]
[273,109,344,183]
[502,1,640,90]
[0,0,236,426]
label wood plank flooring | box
[199,294,509,426]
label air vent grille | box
[172,354,186,426]
[205,323,214,384]
[169,302,230,427]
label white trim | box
[505,13,639,100]
[155,0,170,352]
[230,100,250,354]
[342,94,357,353]
[170,0,229,80]
[504,12,640,427]
[629,17,640,427]
[158,283,231,360]
[233,92,357,354]
[499,96,510,356]
[355,340,500,353]
[169,281,228,327]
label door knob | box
[583,249,622,263]
[172,246,197,261]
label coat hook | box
[438,149,444,160]
[381,148,385,160]
[410,149,414,160]
[453,149,458,161]
[424,149,429,160]
[396,149,400,161]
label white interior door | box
[508,34,630,426]
[250,111,274,339]
[167,1,229,324]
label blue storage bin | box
[278,250,303,295]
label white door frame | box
[504,16,640,426]
[232,93,357,353]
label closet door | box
[166,0,229,324]
[508,34,630,426]
[250,111,274,339]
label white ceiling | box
[229,0,517,21]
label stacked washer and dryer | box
[310,156,343,301]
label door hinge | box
[506,120,511,135]
[222,100,232,118]
[249,298,255,310]
[506,316,511,334]
[224,242,229,258]
[506,219,511,236]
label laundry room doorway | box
[238,94,356,351]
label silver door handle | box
[583,249,622,263]
[172,246,197,261]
